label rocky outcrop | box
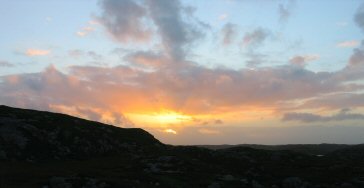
[0,105,162,161]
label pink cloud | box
[289,54,320,66]
[336,40,359,48]
[25,49,50,56]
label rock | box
[208,182,220,188]
[252,180,264,188]
[0,150,7,159]
[49,177,72,188]
[340,182,355,188]
[240,178,249,185]
[282,177,303,188]
[221,174,234,181]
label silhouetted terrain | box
[197,144,351,156]
[0,105,363,188]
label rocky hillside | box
[0,105,162,161]
[0,105,363,188]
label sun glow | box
[164,129,177,134]
[126,111,193,126]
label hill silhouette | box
[0,105,363,188]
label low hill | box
[197,144,351,156]
[0,105,162,161]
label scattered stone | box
[221,174,234,181]
[282,177,303,188]
[208,182,220,188]
[49,177,72,188]
[252,180,264,188]
[0,150,7,159]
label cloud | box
[278,0,295,23]
[146,0,204,61]
[336,21,348,27]
[282,109,364,123]
[346,4,364,67]
[220,23,237,46]
[218,14,228,21]
[354,3,364,32]
[98,0,151,43]
[297,92,364,110]
[289,54,320,66]
[1,61,360,118]
[336,40,360,48]
[242,28,270,48]
[124,51,168,68]
[198,128,221,135]
[45,17,52,22]
[164,129,177,134]
[98,0,205,61]
[348,41,364,66]
[68,49,84,58]
[0,60,14,67]
[76,26,94,37]
[214,119,223,124]
[25,49,50,56]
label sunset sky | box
[1,0,364,145]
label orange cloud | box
[164,129,177,134]
[76,26,95,37]
[25,49,50,56]
[1,58,364,130]
[198,128,221,135]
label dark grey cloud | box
[282,109,364,123]
[98,0,205,62]
[354,3,364,32]
[146,0,204,61]
[221,23,237,46]
[347,3,364,67]
[98,0,151,43]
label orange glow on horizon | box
[126,111,193,126]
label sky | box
[1,0,364,145]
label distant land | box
[0,105,363,188]
[196,144,351,156]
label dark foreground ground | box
[0,105,363,188]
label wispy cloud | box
[282,109,364,123]
[164,129,177,134]
[0,60,14,67]
[289,54,320,66]
[218,13,228,21]
[76,26,94,37]
[336,40,359,48]
[278,0,295,23]
[242,28,270,48]
[25,49,50,56]
[220,23,237,46]
[198,128,221,135]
